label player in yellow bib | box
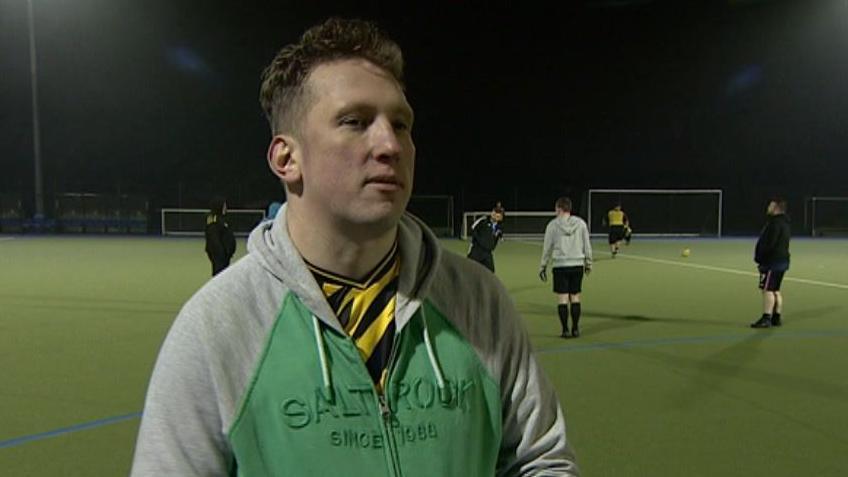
[606,204,629,258]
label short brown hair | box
[556,197,572,212]
[259,18,404,134]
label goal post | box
[587,189,723,237]
[807,196,848,237]
[160,208,265,236]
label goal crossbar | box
[160,208,265,237]
[588,188,723,237]
[462,211,555,240]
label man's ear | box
[267,135,301,186]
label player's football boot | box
[750,316,772,328]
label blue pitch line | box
[2,330,846,449]
[536,329,848,355]
[0,412,142,450]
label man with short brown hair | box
[132,18,579,476]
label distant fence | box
[54,193,149,233]
[0,193,149,234]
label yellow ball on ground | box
[682,248,691,257]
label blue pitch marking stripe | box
[2,331,845,449]
[0,412,142,450]
[536,329,848,355]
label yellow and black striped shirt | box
[306,243,400,391]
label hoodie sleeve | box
[493,280,580,476]
[582,220,593,267]
[131,305,233,476]
[540,222,554,268]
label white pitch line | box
[0,237,15,242]
[514,239,848,291]
[620,253,848,291]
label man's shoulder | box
[472,216,490,228]
[431,249,502,295]
[426,250,518,335]
[564,215,587,228]
[179,255,280,327]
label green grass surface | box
[1,235,846,476]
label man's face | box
[292,59,415,234]
[491,211,503,223]
[767,201,777,215]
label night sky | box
[1,0,847,231]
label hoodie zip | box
[312,313,404,477]
[310,306,449,477]
[376,328,403,477]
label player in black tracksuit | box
[205,198,237,276]
[467,210,504,273]
[751,198,791,328]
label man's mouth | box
[365,175,403,189]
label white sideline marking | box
[0,237,14,242]
[621,253,848,291]
[516,239,848,291]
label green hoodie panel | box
[228,294,502,476]
[387,302,502,476]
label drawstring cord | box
[312,315,334,403]
[313,307,448,405]
[420,306,451,403]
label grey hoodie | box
[131,204,580,476]
[540,214,593,269]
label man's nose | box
[370,117,402,161]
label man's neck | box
[286,208,398,280]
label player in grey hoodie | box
[539,197,593,338]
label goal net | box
[462,211,556,240]
[161,208,265,236]
[588,189,723,237]
[807,197,848,236]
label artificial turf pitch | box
[1,235,846,476]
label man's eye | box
[340,117,366,128]
[392,121,410,132]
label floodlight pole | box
[27,0,45,219]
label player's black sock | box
[557,304,569,335]
[571,303,582,331]
[771,312,782,326]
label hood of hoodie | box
[769,213,790,224]
[246,203,442,334]
[555,214,582,236]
